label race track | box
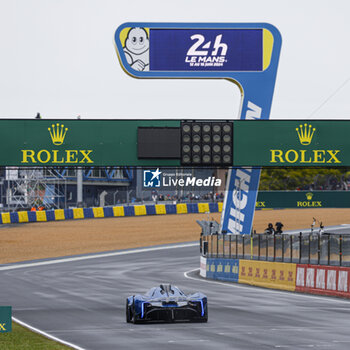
[1,233,350,349]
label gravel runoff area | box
[0,208,349,264]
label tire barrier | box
[0,202,223,225]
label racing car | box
[126,284,208,323]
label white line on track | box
[184,268,350,304]
[13,317,86,350]
[168,339,209,343]
[0,242,198,271]
[283,225,350,235]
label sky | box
[0,0,349,120]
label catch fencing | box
[202,233,350,267]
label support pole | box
[77,168,83,207]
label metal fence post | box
[208,236,210,257]
[328,235,330,266]
[340,235,343,266]
[251,235,253,260]
[229,235,232,259]
[235,235,238,259]
[216,234,219,258]
[242,235,245,258]
[223,235,226,258]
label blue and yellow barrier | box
[206,258,240,282]
[202,257,296,292]
[0,202,223,225]
[239,260,296,291]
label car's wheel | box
[201,305,208,322]
[126,300,132,323]
[132,300,138,324]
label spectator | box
[265,223,275,235]
[275,222,284,234]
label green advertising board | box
[234,120,350,167]
[0,306,12,333]
[0,119,350,166]
[256,191,350,209]
[0,120,181,166]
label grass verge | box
[0,321,72,350]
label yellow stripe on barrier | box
[198,203,210,213]
[73,208,84,219]
[113,206,125,217]
[36,211,47,222]
[2,212,11,224]
[54,209,65,221]
[134,205,146,216]
[176,203,187,214]
[239,260,296,291]
[155,204,166,215]
[93,207,105,218]
[18,211,29,223]
[218,202,223,212]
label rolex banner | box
[0,120,181,166]
[256,191,350,209]
[0,120,349,167]
[234,121,349,167]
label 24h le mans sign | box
[114,22,282,236]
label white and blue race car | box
[126,284,208,323]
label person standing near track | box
[265,223,275,235]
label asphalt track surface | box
[1,227,350,349]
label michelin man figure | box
[123,27,149,71]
